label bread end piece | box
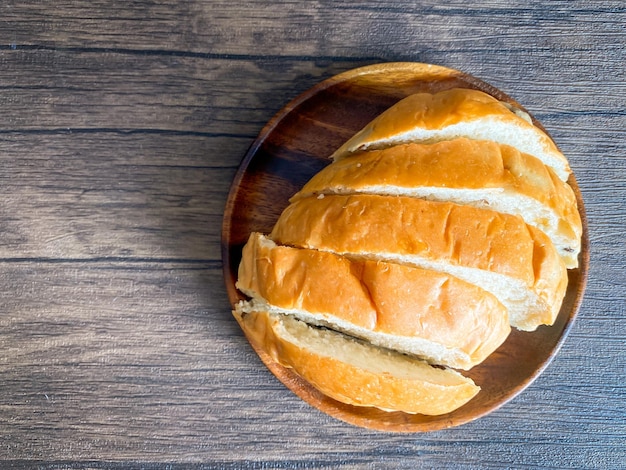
[234,306,480,416]
[330,88,571,181]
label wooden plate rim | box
[221,62,589,432]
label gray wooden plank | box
[0,133,242,260]
[0,0,623,466]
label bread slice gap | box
[234,306,480,415]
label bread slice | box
[236,232,510,370]
[294,138,582,268]
[330,88,571,181]
[233,307,480,415]
[271,194,568,331]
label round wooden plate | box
[221,62,589,432]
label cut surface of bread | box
[330,88,571,181]
[236,232,510,370]
[234,307,480,415]
[271,194,568,331]
[294,138,581,268]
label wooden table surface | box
[1,1,624,468]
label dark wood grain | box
[0,0,624,467]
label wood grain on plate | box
[221,62,589,432]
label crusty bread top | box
[274,194,539,285]
[237,232,377,330]
[237,232,510,369]
[271,194,568,330]
[294,138,582,268]
[234,308,480,415]
[330,88,571,181]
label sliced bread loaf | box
[237,232,510,370]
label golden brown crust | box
[237,232,510,369]
[273,194,537,284]
[295,138,582,268]
[342,88,522,138]
[234,308,480,416]
[526,225,570,329]
[330,88,570,180]
[271,194,567,328]
[237,232,378,330]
